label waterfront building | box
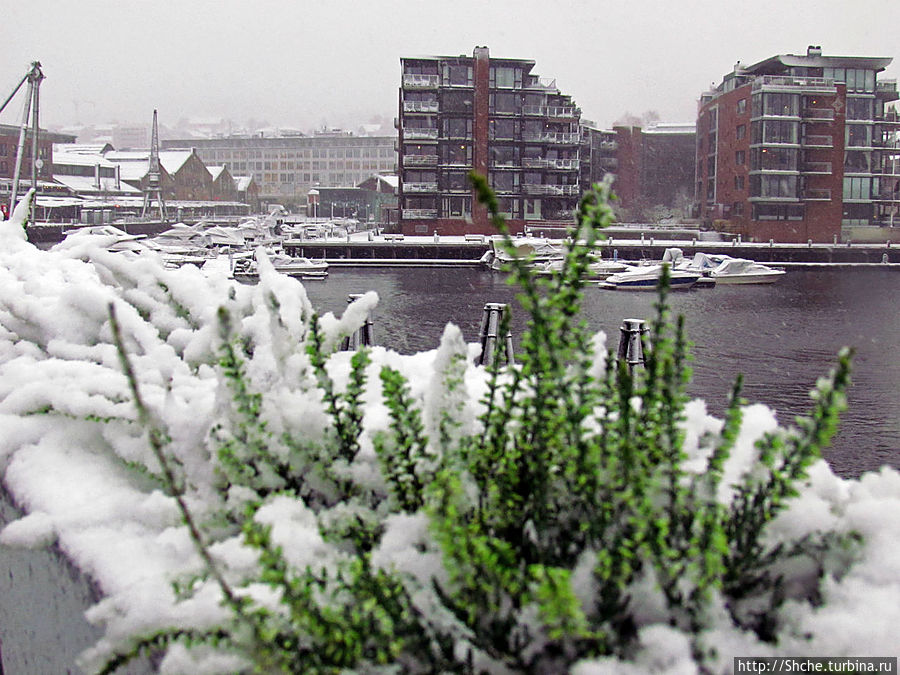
[582,122,696,220]
[51,148,139,198]
[161,132,396,210]
[0,124,76,216]
[397,46,582,236]
[208,165,238,202]
[696,46,899,242]
[105,149,214,202]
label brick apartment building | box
[583,122,696,219]
[397,46,582,235]
[696,46,899,242]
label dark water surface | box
[302,267,900,478]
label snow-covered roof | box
[53,143,114,155]
[52,175,141,194]
[110,160,150,181]
[643,122,696,135]
[234,175,254,191]
[377,174,398,188]
[208,165,227,181]
[105,149,196,175]
[52,151,117,168]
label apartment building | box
[582,122,696,219]
[397,46,582,235]
[161,132,396,209]
[696,46,899,242]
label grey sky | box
[3,0,899,133]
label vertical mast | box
[142,109,168,220]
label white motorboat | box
[534,255,631,280]
[232,253,328,281]
[707,257,785,284]
[602,264,702,290]
[484,237,565,271]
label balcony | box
[800,162,832,174]
[802,108,835,121]
[522,184,581,196]
[403,100,439,113]
[522,105,577,118]
[402,74,440,89]
[877,79,898,101]
[522,157,580,170]
[403,182,438,193]
[599,140,618,151]
[402,209,438,219]
[752,75,836,94]
[802,189,832,201]
[802,134,833,148]
[402,154,439,167]
[524,77,558,92]
[522,131,581,144]
[403,127,439,140]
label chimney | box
[807,45,823,57]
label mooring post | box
[478,302,514,367]
[340,294,374,351]
[617,318,648,371]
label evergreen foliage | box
[98,176,857,674]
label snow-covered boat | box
[483,237,565,271]
[706,257,785,284]
[534,255,631,280]
[232,253,328,281]
[602,264,702,290]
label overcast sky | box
[3,0,899,133]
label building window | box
[846,124,872,148]
[735,150,746,165]
[442,143,472,165]
[749,174,798,199]
[752,203,804,221]
[734,175,745,191]
[489,118,519,140]
[443,63,473,86]
[490,66,520,88]
[736,124,746,140]
[846,98,874,121]
[444,117,472,138]
[844,150,871,173]
[843,176,874,200]
[490,92,520,114]
[751,120,798,144]
[442,196,470,217]
[751,147,797,171]
[736,99,747,115]
[490,145,519,167]
[732,201,744,216]
[496,197,520,218]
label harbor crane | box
[1,62,45,222]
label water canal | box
[301,266,900,478]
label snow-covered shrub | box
[0,182,897,675]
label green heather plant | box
[99,176,857,674]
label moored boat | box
[602,264,702,290]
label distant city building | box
[696,45,899,242]
[112,124,149,150]
[582,122,696,219]
[161,132,396,209]
[397,46,582,235]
